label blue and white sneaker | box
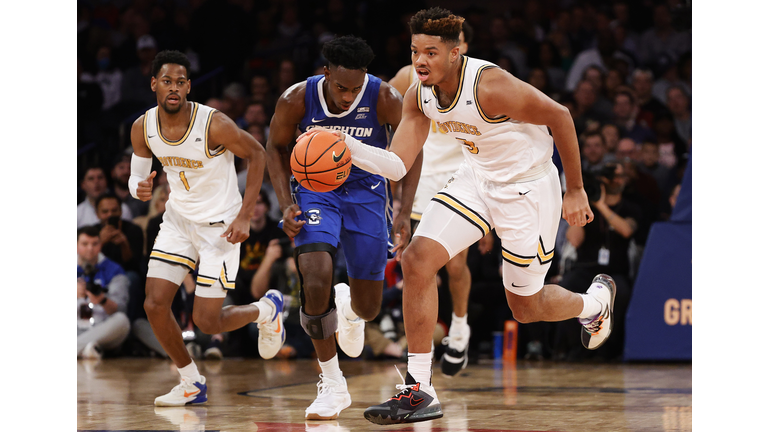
[257,289,286,359]
[154,376,208,406]
[579,274,617,350]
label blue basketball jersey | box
[299,73,389,183]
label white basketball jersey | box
[409,67,464,176]
[144,102,242,223]
[417,56,554,183]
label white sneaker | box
[305,374,352,420]
[334,283,364,358]
[154,376,208,406]
[257,289,286,359]
[579,274,617,350]
[81,341,102,360]
[440,322,470,377]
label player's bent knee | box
[300,306,338,340]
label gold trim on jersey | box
[149,249,196,271]
[410,212,422,221]
[204,109,226,158]
[196,274,217,287]
[143,110,153,152]
[430,55,468,113]
[156,102,199,145]
[416,82,424,114]
[537,237,554,265]
[474,65,510,124]
[431,191,490,236]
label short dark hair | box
[95,192,122,211]
[151,50,191,77]
[321,36,375,71]
[81,165,105,183]
[409,7,465,45]
[614,89,636,105]
[582,130,605,146]
[77,224,102,240]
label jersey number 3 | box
[456,138,479,154]
[180,171,191,191]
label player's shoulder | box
[278,80,308,105]
[377,80,403,103]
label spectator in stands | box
[581,65,614,120]
[651,53,691,105]
[632,69,668,129]
[237,102,269,132]
[666,85,692,145]
[222,82,248,121]
[581,131,613,173]
[528,40,566,93]
[639,140,675,198]
[612,89,655,145]
[77,58,104,147]
[110,153,149,219]
[78,166,133,228]
[601,123,621,155]
[558,162,642,361]
[249,75,274,107]
[77,225,131,359]
[652,111,688,173]
[81,46,123,111]
[120,35,159,111]
[571,80,609,136]
[637,3,691,68]
[565,30,616,92]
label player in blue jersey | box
[266,35,422,420]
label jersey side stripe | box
[204,109,226,158]
[431,191,490,236]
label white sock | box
[340,298,359,321]
[178,361,201,382]
[450,312,468,333]
[318,354,344,383]
[407,352,433,385]
[253,299,275,324]
[578,293,602,320]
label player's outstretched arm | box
[209,111,266,244]
[476,68,593,227]
[266,82,307,238]
[129,115,156,202]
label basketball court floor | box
[77,357,691,431]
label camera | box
[582,163,617,203]
[277,237,294,257]
[107,215,120,228]
[82,264,106,296]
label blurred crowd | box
[77,0,691,363]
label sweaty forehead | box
[411,34,453,50]
[328,66,366,88]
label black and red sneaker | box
[363,368,443,425]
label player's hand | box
[137,171,157,202]
[296,129,347,144]
[99,225,119,243]
[562,187,594,227]
[281,204,306,238]
[391,212,412,261]
[221,215,250,244]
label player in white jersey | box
[299,8,617,425]
[388,22,483,378]
[129,51,285,407]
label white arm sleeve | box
[128,154,153,199]
[344,135,407,181]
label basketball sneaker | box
[256,289,286,359]
[440,323,470,377]
[579,274,617,350]
[334,283,365,358]
[154,376,208,406]
[305,374,352,420]
[363,367,443,425]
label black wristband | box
[100,296,108,305]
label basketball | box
[290,130,352,192]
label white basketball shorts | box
[411,170,457,219]
[147,203,240,298]
[413,160,562,296]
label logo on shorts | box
[306,209,322,225]
[443,176,455,189]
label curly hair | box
[321,35,375,71]
[409,7,465,45]
[151,50,191,77]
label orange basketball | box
[291,130,352,192]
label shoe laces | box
[258,319,281,341]
[441,330,467,351]
[339,316,363,341]
[393,366,416,395]
[315,374,342,397]
[583,313,604,335]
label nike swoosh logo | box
[332,147,347,163]
[184,390,200,398]
[410,397,424,407]
[209,220,225,225]
[423,99,431,104]
[311,117,322,123]
[148,135,156,138]
[274,316,282,333]
[511,282,529,288]
[519,191,530,195]
[371,181,381,190]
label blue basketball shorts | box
[289,174,393,281]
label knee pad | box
[300,306,338,340]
